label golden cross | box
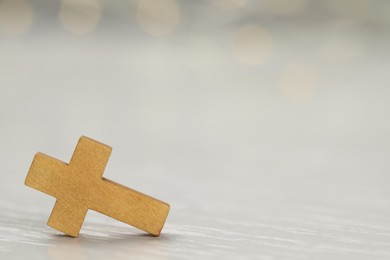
[25,136,170,237]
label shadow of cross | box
[24,136,170,237]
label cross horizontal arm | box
[25,153,68,198]
[90,178,170,236]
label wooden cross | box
[25,136,170,237]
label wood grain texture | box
[24,136,170,237]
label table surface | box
[1,144,390,260]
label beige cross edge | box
[25,136,170,237]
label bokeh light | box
[319,36,367,63]
[373,1,390,24]
[279,64,316,101]
[59,0,101,35]
[212,0,248,10]
[233,25,273,66]
[136,0,180,37]
[0,0,33,35]
[264,0,307,15]
[327,0,371,19]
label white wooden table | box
[1,141,389,259]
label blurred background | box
[0,0,390,258]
